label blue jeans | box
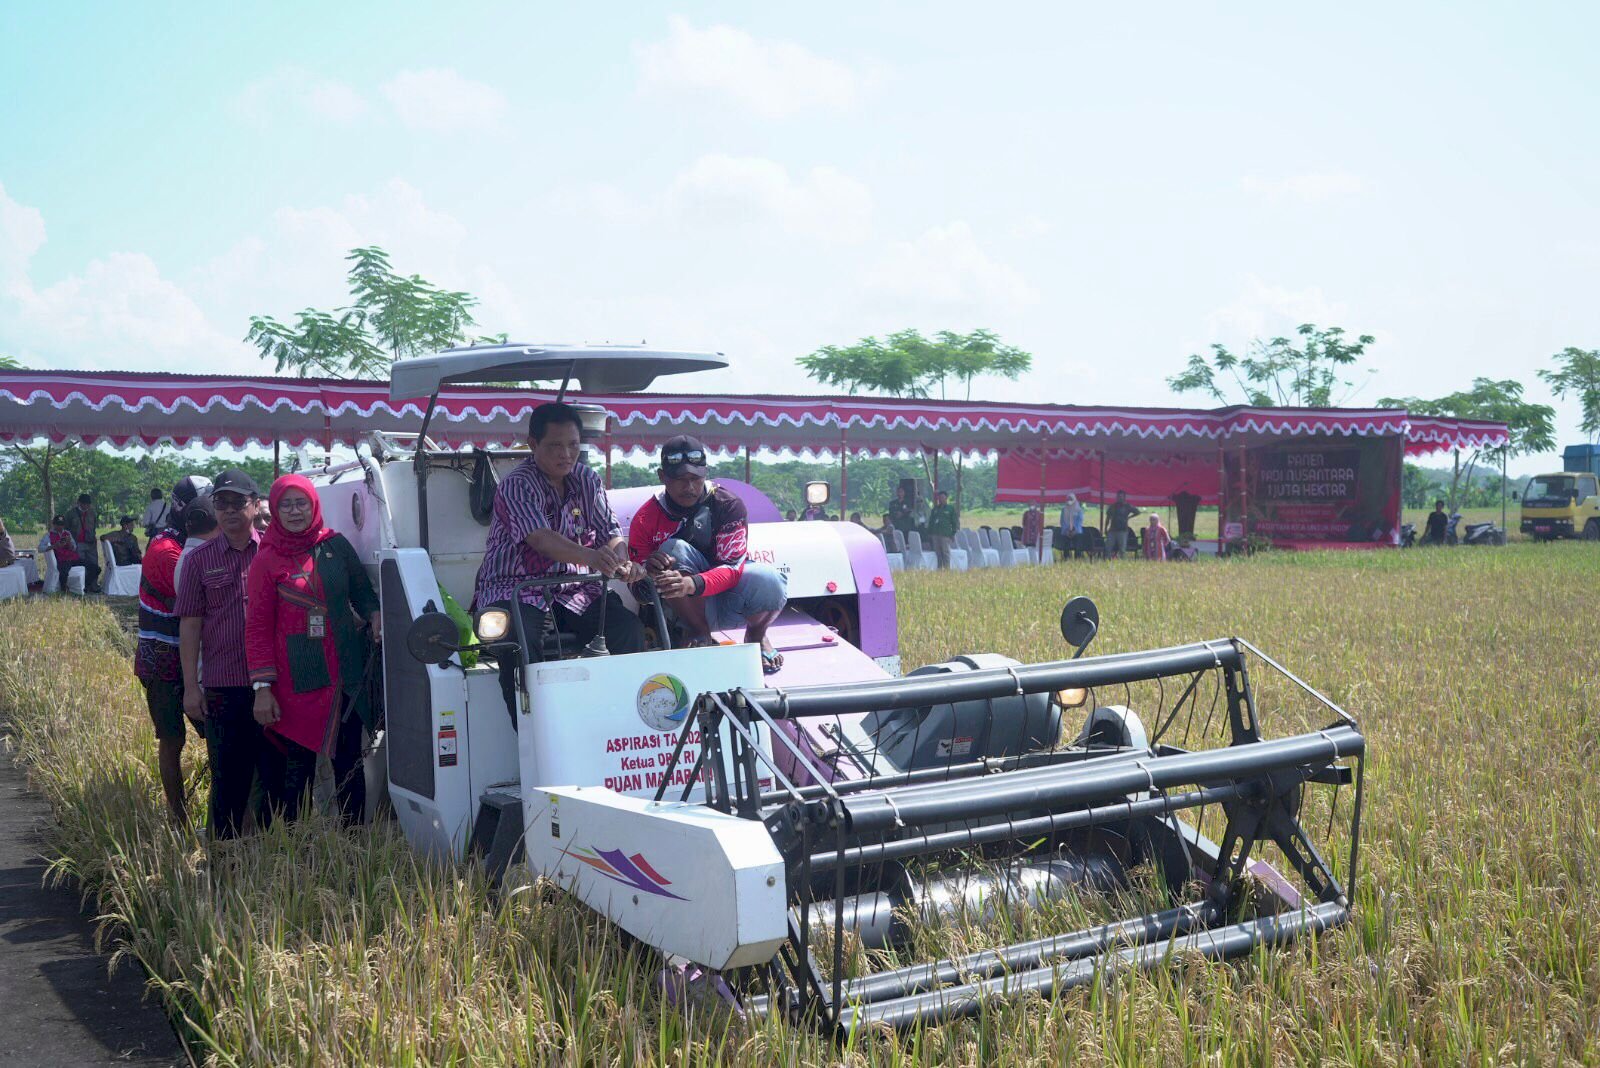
[657,538,787,631]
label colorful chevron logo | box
[560,845,687,900]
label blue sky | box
[3,2,1597,471]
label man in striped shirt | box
[475,402,646,726]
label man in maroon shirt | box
[628,435,788,673]
[176,469,273,838]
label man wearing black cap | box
[628,434,789,674]
[100,515,143,567]
[175,468,275,838]
[134,474,212,823]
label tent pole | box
[839,429,848,517]
[1038,442,1046,504]
[1217,445,1226,542]
[1500,447,1507,534]
[1098,451,1106,531]
[1240,446,1250,543]
[744,444,751,484]
[273,439,281,480]
[603,417,612,489]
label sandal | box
[760,647,785,675]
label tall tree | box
[1380,378,1556,511]
[798,329,1033,505]
[0,354,75,523]
[1538,346,1600,441]
[246,247,486,379]
[1168,323,1376,407]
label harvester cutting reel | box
[667,597,1366,1037]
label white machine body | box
[524,786,788,971]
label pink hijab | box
[255,474,335,582]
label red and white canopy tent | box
[1,369,1508,543]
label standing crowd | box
[135,471,377,835]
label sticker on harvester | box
[936,736,974,758]
[438,725,458,767]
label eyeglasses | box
[212,494,250,512]
[276,497,313,513]
[664,449,706,466]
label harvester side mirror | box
[805,480,831,506]
[1059,596,1100,659]
[406,610,461,666]
[1511,491,1519,501]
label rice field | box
[1,543,1597,1065]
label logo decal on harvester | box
[635,673,690,731]
[561,846,686,900]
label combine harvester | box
[315,345,1367,1037]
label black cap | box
[212,468,260,498]
[119,515,136,525]
[660,434,708,478]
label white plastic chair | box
[101,541,141,597]
[38,543,58,591]
[958,528,990,568]
[884,528,905,572]
[966,529,1000,568]
[903,531,937,570]
[997,529,1030,566]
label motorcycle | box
[1399,523,1416,548]
[1461,519,1506,546]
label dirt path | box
[0,735,187,1066]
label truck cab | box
[1521,444,1600,540]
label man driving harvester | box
[628,434,789,674]
[475,402,646,726]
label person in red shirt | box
[46,516,81,592]
[134,475,211,823]
[628,435,789,673]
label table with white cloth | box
[0,564,27,600]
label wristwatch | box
[252,681,272,691]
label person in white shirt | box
[140,487,170,539]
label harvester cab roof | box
[308,343,1366,1038]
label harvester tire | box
[1583,520,1600,542]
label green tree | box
[1537,346,1600,441]
[1380,378,1555,511]
[246,247,487,379]
[798,329,1032,506]
[1168,324,1376,407]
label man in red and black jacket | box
[629,435,789,674]
[135,475,211,823]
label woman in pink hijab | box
[245,474,380,824]
[1144,512,1172,561]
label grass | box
[2,543,1599,1064]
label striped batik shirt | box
[173,531,259,688]
[473,458,618,614]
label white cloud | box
[381,68,507,132]
[636,16,863,118]
[860,222,1038,313]
[1205,276,1348,345]
[667,154,871,242]
[1239,172,1367,201]
[0,183,247,370]
[0,182,46,294]
[196,179,526,350]
[232,67,368,123]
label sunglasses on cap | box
[664,448,706,467]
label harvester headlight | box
[475,608,511,642]
[1053,687,1088,708]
